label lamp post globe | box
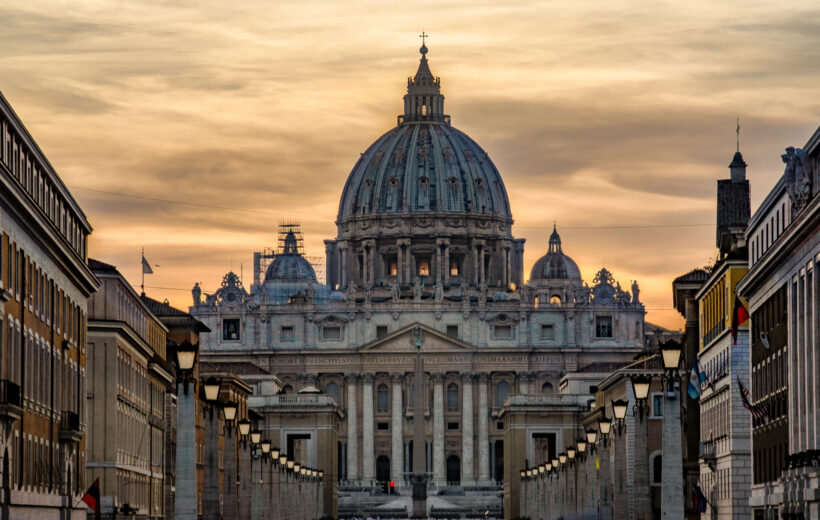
[203,377,221,402]
[238,418,251,437]
[223,402,237,422]
[612,399,628,420]
[250,430,261,445]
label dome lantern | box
[402,41,449,124]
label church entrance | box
[376,455,390,485]
[446,455,460,484]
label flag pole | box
[141,247,145,295]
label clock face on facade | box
[223,288,240,305]
[594,284,615,304]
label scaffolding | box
[253,220,325,287]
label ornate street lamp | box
[567,446,576,463]
[223,401,237,422]
[250,429,262,446]
[559,452,567,465]
[279,454,288,467]
[271,447,280,460]
[203,377,221,402]
[661,342,683,397]
[520,469,526,479]
[238,418,251,437]
[631,374,652,420]
[318,470,324,480]
[261,440,271,455]
[174,342,198,395]
[612,399,628,435]
[287,460,294,471]
[598,415,612,447]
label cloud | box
[2,0,819,328]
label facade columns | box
[443,242,451,284]
[390,374,404,484]
[362,373,375,481]
[461,373,475,486]
[518,372,532,394]
[223,429,239,519]
[598,440,613,520]
[477,373,490,483]
[174,385,197,520]
[396,241,404,284]
[346,375,359,481]
[432,373,445,485]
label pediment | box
[359,323,475,353]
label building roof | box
[140,294,211,332]
[674,268,709,284]
[87,257,118,273]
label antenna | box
[736,116,740,153]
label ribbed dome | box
[530,226,581,281]
[264,231,317,283]
[337,46,511,222]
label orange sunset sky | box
[2,0,819,330]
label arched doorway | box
[446,455,460,484]
[376,455,390,484]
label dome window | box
[550,295,562,305]
[449,261,460,277]
[389,262,398,277]
[417,258,430,277]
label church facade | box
[192,45,649,516]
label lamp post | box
[629,374,653,519]
[658,342,685,519]
[172,342,199,520]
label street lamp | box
[661,342,683,397]
[261,440,271,455]
[597,415,612,447]
[612,399,628,435]
[271,447,280,459]
[567,447,576,462]
[559,453,567,465]
[203,377,221,402]
[223,401,237,422]
[279,455,288,466]
[238,418,251,436]
[250,430,262,446]
[631,374,652,420]
[175,342,198,395]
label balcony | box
[699,440,716,472]
[59,411,82,443]
[0,380,22,423]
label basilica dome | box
[337,45,511,222]
[530,226,581,281]
[264,231,317,283]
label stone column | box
[339,245,347,287]
[461,373,475,486]
[362,373,375,481]
[597,441,613,520]
[223,429,239,519]
[250,452,262,520]
[518,373,531,394]
[390,374,404,484]
[203,412,221,520]
[479,247,485,284]
[346,375,359,481]
[443,243,451,284]
[397,241,404,284]
[477,373,490,484]
[432,373,445,485]
[238,443,251,519]
[174,384,197,520]
[661,391,684,519]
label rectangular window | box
[447,422,459,430]
[493,325,512,340]
[540,324,555,340]
[377,422,389,431]
[222,319,240,341]
[652,394,663,417]
[595,316,613,338]
[280,326,295,342]
[322,326,342,341]
[376,325,388,339]
[446,325,459,339]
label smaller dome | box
[530,225,581,281]
[329,291,346,301]
[264,231,317,283]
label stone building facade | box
[86,259,173,519]
[737,126,820,519]
[193,46,652,518]
[0,91,99,518]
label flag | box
[737,377,767,420]
[687,359,707,399]
[81,478,101,519]
[693,484,708,513]
[141,254,153,274]
[731,295,749,344]
[595,452,600,470]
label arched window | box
[550,295,561,305]
[325,382,340,402]
[418,260,430,277]
[496,381,510,407]
[652,454,663,485]
[377,384,389,412]
[447,383,459,411]
[541,382,554,394]
[533,296,539,309]
[281,385,293,395]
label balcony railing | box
[59,411,82,442]
[248,394,339,408]
[699,440,716,472]
[0,380,22,422]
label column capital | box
[476,372,491,382]
[390,373,404,384]
[344,373,360,383]
[460,372,475,383]
[361,372,375,383]
[431,372,445,383]
[518,372,534,383]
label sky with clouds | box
[2,0,819,329]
